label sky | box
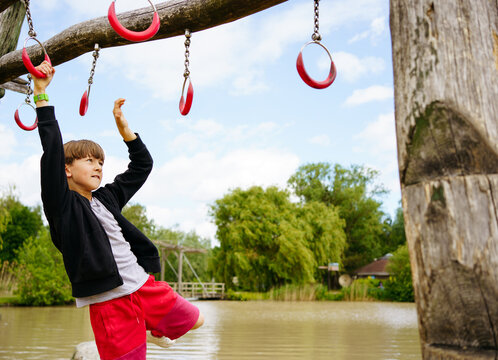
[0,0,399,245]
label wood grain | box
[390,0,498,358]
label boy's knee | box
[192,312,204,330]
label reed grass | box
[0,261,18,297]
[341,279,375,301]
[268,283,321,301]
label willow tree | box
[391,1,498,359]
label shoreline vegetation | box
[1,278,413,306]
[1,162,412,307]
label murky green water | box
[0,301,421,359]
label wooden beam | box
[0,0,288,85]
[0,77,29,94]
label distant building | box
[353,254,393,279]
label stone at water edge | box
[71,341,99,360]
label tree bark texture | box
[0,0,25,97]
[0,0,287,85]
[390,0,498,359]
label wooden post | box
[0,0,25,98]
[177,250,184,296]
[390,1,498,359]
[160,248,165,281]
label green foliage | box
[0,192,43,262]
[379,206,407,256]
[268,283,323,301]
[341,278,372,301]
[122,203,156,237]
[225,290,266,301]
[15,227,73,306]
[383,245,414,302]
[288,163,388,272]
[209,186,346,291]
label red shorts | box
[89,275,200,360]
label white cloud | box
[0,124,17,158]
[349,16,387,44]
[354,112,400,215]
[133,147,300,239]
[345,85,393,106]
[308,135,331,146]
[0,155,42,206]
[168,118,281,155]
[355,112,396,155]
[85,0,388,98]
[333,52,385,83]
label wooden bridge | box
[153,240,225,299]
[169,282,225,299]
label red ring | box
[179,79,194,116]
[14,103,38,131]
[108,1,160,42]
[79,89,89,116]
[296,41,336,89]
[22,37,52,79]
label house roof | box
[354,254,392,276]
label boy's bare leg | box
[191,312,204,330]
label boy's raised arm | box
[113,98,137,142]
[33,62,69,219]
[102,98,153,210]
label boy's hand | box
[113,98,137,142]
[32,60,55,95]
[32,61,55,107]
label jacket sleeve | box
[36,106,70,218]
[102,134,153,210]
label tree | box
[209,186,345,291]
[391,0,498,357]
[383,244,413,302]
[15,226,73,306]
[379,206,407,256]
[288,163,387,272]
[0,192,43,262]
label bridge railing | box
[169,282,225,299]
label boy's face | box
[65,155,104,197]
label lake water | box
[0,301,421,359]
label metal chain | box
[183,29,191,78]
[311,0,321,42]
[23,0,36,37]
[88,44,100,85]
[25,74,33,104]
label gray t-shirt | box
[75,197,149,308]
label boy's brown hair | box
[63,140,105,165]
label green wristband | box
[33,93,49,104]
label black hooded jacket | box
[37,106,160,297]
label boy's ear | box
[65,164,72,178]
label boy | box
[32,61,204,360]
